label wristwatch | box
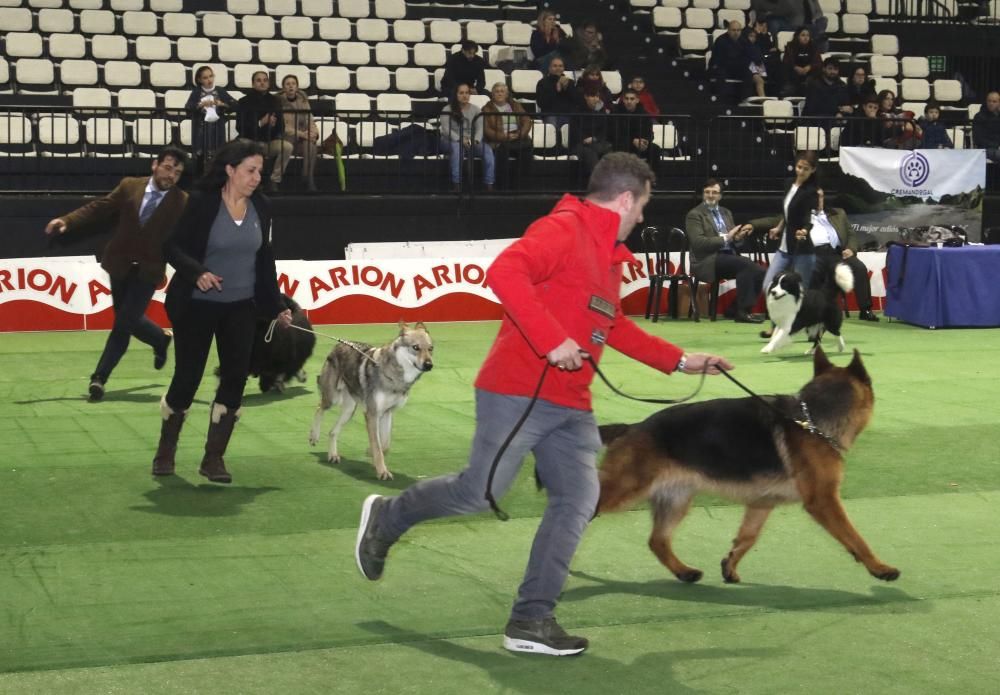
[676,354,688,373]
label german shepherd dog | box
[761,265,854,355]
[308,322,434,480]
[249,294,316,393]
[597,347,899,584]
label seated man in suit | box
[686,178,766,323]
[812,196,880,321]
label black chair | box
[650,226,700,322]
[640,226,664,320]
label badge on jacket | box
[588,294,614,319]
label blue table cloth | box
[885,245,1000,328]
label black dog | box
[249,294,316,393]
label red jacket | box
[475,195,684,410]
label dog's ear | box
[813,345,833,375]
[414,321,426,330]
[397,319,408,333]
[847,348,871,385]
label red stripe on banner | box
[0,300,86,331]
[305,292,506,324]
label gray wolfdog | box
[308,322,434,480]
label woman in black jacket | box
[762,150,820,292]
[153,140,292,484]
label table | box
[884,245,1000,328]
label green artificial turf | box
[1,317,998,694]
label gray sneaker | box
[355,494,393,580]
[503,617,588,656]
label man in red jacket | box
[355,153,733,656]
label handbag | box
[809,210,838,247]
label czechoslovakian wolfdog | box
[309,322,434,480]
[597,347,900,585]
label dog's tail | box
[598,423,631,445]
[834,262,854,295]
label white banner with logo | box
[0,254,891,332]
[838,148,986,246]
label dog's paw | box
[675,569,703,583]
[760,344,774,354]
[295,369,307,383]
[376,468,394,481]
[327,454,341,465]
[308,433,318,446]
[871,565,900,582]
[721,557,741,584]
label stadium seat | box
[679,28,710,57]
[117,88,157,113]
[177,37,214,63]
[357,18,390,42]
[0,112,33,154]
[873,76,898,95]
[68,0,104,9]
[132,119,176,154]
[501,21,532,45]
[794,126,827,152]
[218,39,253,64]
[484,68,507,89]
[0,8,33,33]
[162,13,198,38]
[315,66,352,92]
[38,114,81,155]
[242,16,276,40]
[14,58,56,93]
[48,33,87,60]
[684,8,715,30]
[79,10,116,35]
[854,34,897,60]
[374,0,406,19]
[393,19,426,43]
[840,13,869,35]
[652,7,683,32]
[298,41,333,65]
[38,8,74,34]
[602,71,623,95]
[466,21,499,45]
[280,16,314,40]
[163,89,191,111]
[338,42,371,67]
[335,92,372,116]
[60,59,100,90]
[429,20,463,44]
[357,121,399,158]
[376,92,412,113]
[227,0,259,14]
[234,63,268,89]
[394,66,431,94]
[900,77,930,102]
[5,33,44,59]
[819,0,842,13]
[356,66,391,93]
[91,35,129,61]
[932,79,963,107]
[110,0,144,11]
[201,13,237,39]
[301,0,333,18]
[84,116,128,156]
[259,39,294,65]
[0,58,9,94]
[150,62,187,89]
[531,122,567,160]
[314,117,349,157]
[338,0,370,19]
[901,56,930,78]
[510,69,542,98]
[762,99,795,132]
[318,17,351,41]
[869,55,898,78]
[150,0,183,10]
[375,42,410,67]
[136,36,174,62]
[275,64,310,89]
[122,11,158,36]
[413,43,446,68]
[192,62,228,87]
[845,0,873,13]
[717,9,746,28]
[103,60,143,89]
[264,0,297,16]
[72,86,113,111]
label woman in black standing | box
[762,150,820,291]
[153,140,292,484]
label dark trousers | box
[573,140,613,177]
[626,142,661,169]
[715,252,766,312]
[92,266,165,383]
[493,139,534,189]
[166,299,256,412]
[812,246,873,310]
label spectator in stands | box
[742,23,770,98]
[442,40,487,96]
[747,17,782,94]
[802,57,853,123]
[918,101,954,149]
[440,83,495,192]
[570,88,613,177]
[754,0,828,51]
[839,96,883,147]
[156,140,292,483]
[44,148,188,402]
[846,66,877,110]
[536,57,577,130]
[483,82,534,188]
[236,71,294,194]
[814,200,880,321]
[576,65,615,107]
[877,89,922,149]
[623,75,660,116]
[781,27,822,97]
[972,90,1000,161]
[611,88,660,168]
[279,74,319,193]
[686,178,766,324]
[709,21,762,100]
[186,66,235,168]
[530,9,567,73]
[560,19,607,71]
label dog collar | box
[796,400,843,451]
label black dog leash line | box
[484,354,710,521]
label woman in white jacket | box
[440,83,495,192]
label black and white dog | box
[761,265,854,354]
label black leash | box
[484,354,710,521]
[716,368,844,451]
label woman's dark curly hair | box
[197,140,266,192]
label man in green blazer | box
[816,206,879,321]
[45,148,190,400]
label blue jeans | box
[92,266,167,383]
[763,250,816,293]
[444,140,495,185]
[379,389,602,621]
